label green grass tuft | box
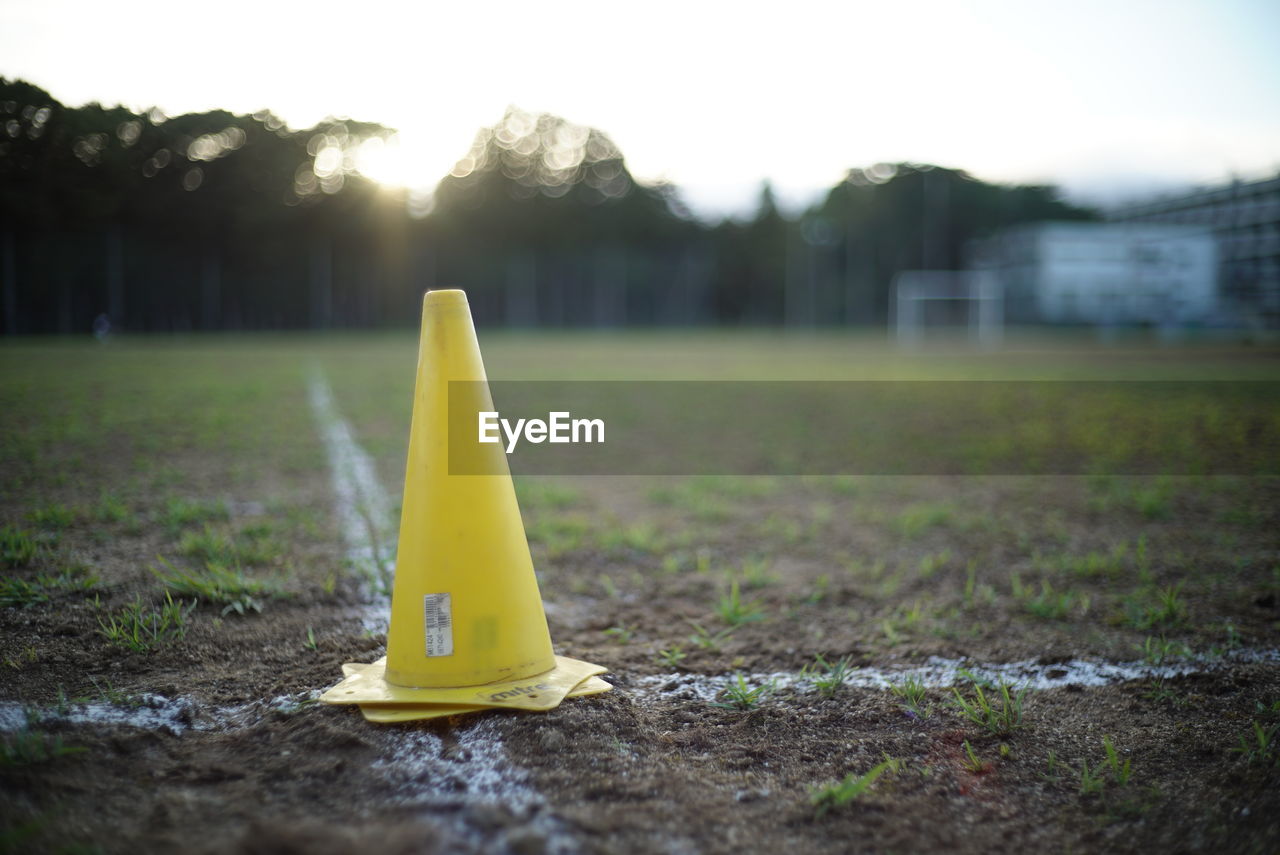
[97,592,194,651]
[0,526,43,569]
[655,645,687,667]
[92,491,134,524]
[0,730,86,767]
[715,579,765,627]
[810,759,894,817]
[176,525,281,568]
[1123,584,1189,630]
[711,672,772,711]
[687,621,735,651]
[1230,720,1279,767]
[151,557,282,616]
[514,478,582,510]
[27,503,76,530]
[951,679,1027,736]
[1011,575,1090,621]
[161,497,230,533]
[0,565,99,609]
[802,654,854,698]
[894,503,953,538]
[890,674,931,718]
[962,740,987,773]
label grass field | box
[1,330,1278,854]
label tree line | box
[0,78,1095,334]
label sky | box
[2,0,1277,218]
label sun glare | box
[354,129,471,196]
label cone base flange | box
[351,675,613,723]
[320,654,608,711]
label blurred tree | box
[0,80,1099,333]
[0,78,401,332]
[709,181,789,324]
[428,107,698,324]
[817,163,1096,322]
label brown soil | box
[3,472,1279,854]
[2,337,1278,854]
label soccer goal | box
[892,270,1003,348]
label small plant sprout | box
[0,576,47,609]
[1142,678,1188,708]
[711,672,771,711]
[1210,621,1244,657]
[802,574,830,605]
[879,752,905,775]
[28,502,75,530]
[1,730,87,767]
[951,680,1026,736]
[0,565,100,609]
[304,627,319,651]
[736,556,777,589]
[603,624,634,644]
[1153,583,1188,625]
[1101,736,1133,785]
[1076,735,1137,795]
[1043,750,1061,783]
[1125,584,1188,630]
[1230,720,1279,767]
[655,645,687,667]
[715,579,765,627]
[94,491,132,524]
[1139,635,1190,666]
[1,526,44,568]
[1079,759,1106,795]
[809,759,894,817]
[687,620,735,651]
[54,686,75,716]
[962,740,987,773]
[89,677,140,708]
[1021,579,1090,620]
[881,619,903,646]
[889,675,931,719]
[955,667,997,690]
[802,654,853,698]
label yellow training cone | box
[321,289,609,722]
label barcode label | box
[423,593,453,657]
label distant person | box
[92,313,111,342]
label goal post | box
[892,270,1003,348]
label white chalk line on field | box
[0,692,322,735]
[4,647,1275,736]
[305,367,576,854]
[630,647,1280,704]
[305,369,396,608]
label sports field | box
[1,330,1278,853]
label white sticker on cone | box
[424,593,453,657]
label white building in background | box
[972,222,1218,326]
[1108,174,1280,326]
